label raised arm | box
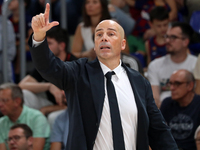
[31,3,59,41]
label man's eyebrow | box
[95,28,117,33]
[107,28,117,32]
[95,28,103,32]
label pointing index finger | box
[44,3,50,17]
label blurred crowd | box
[1,0,200,150]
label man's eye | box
[109,33,114,36]
[97,34,102,37]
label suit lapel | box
[122,63,147,150]
[86,58,105,124]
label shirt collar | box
[99,60,123,79]
[15,105,27,123]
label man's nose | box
[101,33,108,41]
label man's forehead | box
[168,26,182,34]
[95,20,119,32]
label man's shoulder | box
[187,54,198,61]
[0,116,9,126]
[149,55,169,67]
[23,105,45,117]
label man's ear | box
[27,136,33,147]
[15,97,22,107]
[183,38,190,47]
[188,81,195,91]
[59,42,66,52]
[121,39,126,51]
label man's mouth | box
[100,46,111,50]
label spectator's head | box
[168,70,195,105]
[165,22,194,54]
[0,83,24,117]
[8,0,30,11]
[195,126,200,150]
[149,6,169,37]
[7,124,33,150]
[94,20,126,62]
[46,27,69,60]
[83,0,111,27]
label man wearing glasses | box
[0,83,50,150]
[160,69,200,150]
[7,124,33,150]
[147,22,197,108]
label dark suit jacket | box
[29,38,178,150]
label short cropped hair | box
[46,26,69,53]
[0,83,24,106]
[149,6,169,22]
[10,124,33,138]
[171,22,194,41]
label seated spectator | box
[145,6,169,65]
[147,22,197,107]
[71,0,131,60]
[0,15,16,84]
[0,83,50,150]
[50,109,68,150]
[19,26,77,127]
[195,126,200,150]
[194,54,200,94]
[7,124,33,150]
[160,69,200,150]
[125,0,177,55]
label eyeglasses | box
[6,135,26,143]
[168,81,188,88]
[0,98,11,103]
[164,34,186,41]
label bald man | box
[28,3,178,150]
[160,69,200,150]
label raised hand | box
[31,3,59,41]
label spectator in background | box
[50,109,68,150]
[125,0,177,56]
[19,27,77,127]
[0,16,16,84]
[71,0,111,60]
[7,124,33,150]
[194,54,200,94]
[0,83,50,150]
[8,0,33,83]
[195,126,200,150]
[147,22,197,108]
[145,6,169,65]
[160,69,200,150]
[71,0,133,61]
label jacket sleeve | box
[28,35,80,91]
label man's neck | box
[9,107,23,122]
[59,52,67,61]
[99,57,121,70]
[177,92,195,107]
[170,49,188,63]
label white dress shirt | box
[93,61,138,150]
